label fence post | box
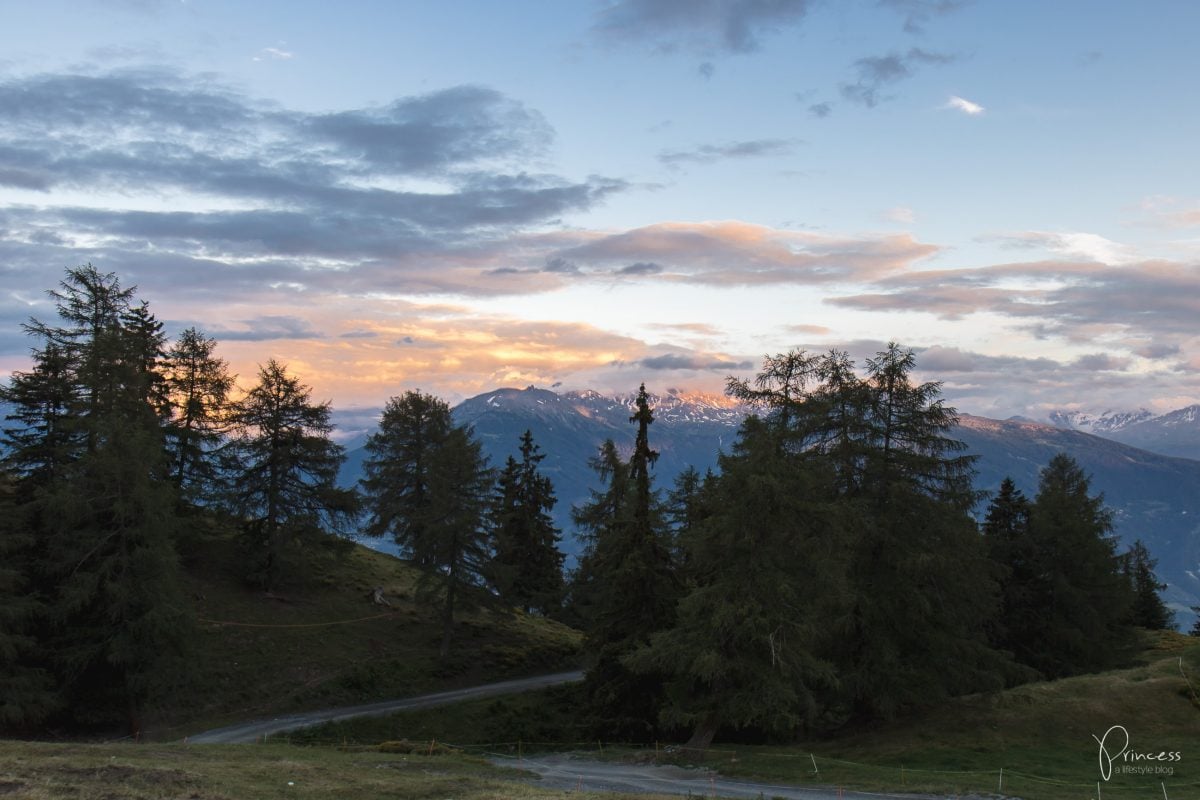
[998,766,1003,792]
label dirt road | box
[187,669,584,744]
[502,753,946,800]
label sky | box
[1,0,1199,421]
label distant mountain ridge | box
[1047,404,1200,460]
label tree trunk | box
[685,714,719,752]
[439,576,456,658]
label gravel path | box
[187,670,584,744]
[498,753,951,800]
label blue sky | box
[1,0,1198,417]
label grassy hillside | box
[0,740,658,800]
[292,631,1200,799]
[149,518,581,739]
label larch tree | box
[358,390,494,655]
[224,359,357,589]
[20,266,193,735]
[163,327,234,506]
[831,343,1004,720]
[629,415,843,750]
[418,425,495,657]
[360,391,454,566]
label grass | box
[145,517,581,740]
[290,630,1200,800]
[0,739,666,800]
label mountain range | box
[339,387,1200,623]
[1047,405,1200,460]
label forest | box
[0,265,1177,741]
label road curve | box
[187,670,584,744]
[502,753,944,800]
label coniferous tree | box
[0,342,79,489]
[18,266,193,734]
[360,391,453,566]
[163,328,234,505]
[0,476,57,728]
[825,345,1003,720]
[491,430,565,615]
[629,416,843,749]
[358,390,494,655]
[578,384,679,739]
[1189,609,1200,637]
[1022,453,1135,677]
[1123,540,1173,630]
[982,477,1042,668]
[224,359,357,589]
[563,439,628,629]
[418,426,495,657]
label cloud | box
[884,206,917,223]
[827,256,1200,361]
[648,322,723,335]
[592,0,813,55]
[253,46,295,62]
[205,315,325,341]
[658,138,798,167]
[879,0,968,35]
[808,101,833,118]
[554,221,939,286]
[945,95,984,115]
[841,47,957,107]
[618,261,664,275]
[984,231,1137,265]
[638,353,753,370]
[698,61,715,79]
[0,69,624,311]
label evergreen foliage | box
[2,265,194,734]
[223,359,357,589]
[629,416,842,747]
[417,426,495,657]
[1017,454,1136,677]
[491,430,565,615]
[359,390,495,655]
[0,477,57,728]
[1123,539,1173,630]
[163,327,234,505]
[576,385,679,739]
[360,391,454,566]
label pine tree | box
[163,328,234,505]
[224,359,357,589]
[1189,608,1200,637]
[1123,540,1173,630]
[1023,454,1135,677]
[578,385,679,739]
[360,391,454,566]
[491,430,565,615]
[629,416,842,749]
